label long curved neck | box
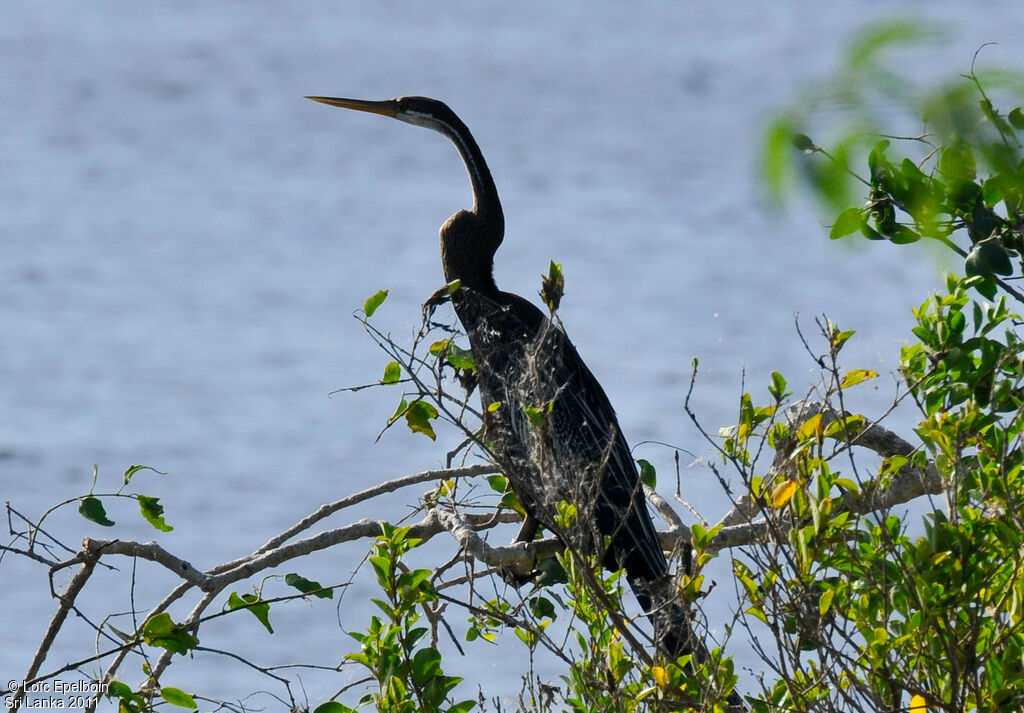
[430,108,505,295]
[434,113,504,232]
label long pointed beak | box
[304,96,398,118]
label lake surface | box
[3,2,1022,706]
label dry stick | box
[11,554,97,713]
[706,464,942,553]
[81,509,526,596]
[248,464,497,559]
[81,464,495,709]
[713,399,940,531]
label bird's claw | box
[422,285,451,317]
[497,564,539,588]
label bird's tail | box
[629,576,746,711]
[629,575,693,659]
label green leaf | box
[389,397,409,424]
[879,455,909,477]
[486,474,507,492]
[555,501,577,530]
[447,701,477,713]
[160,687,197,709]
[975,276,998,300]
[123,464,167,486]
[745,605,768,625]
[79,496,115,527]
[314,704,357,713]
[939,142,976,183]
[888,225,921,244]
[982,176,1006,207]
[840,369,879,388]
[762,117,796,201]
[868,140,891,180]
[983,242,1013,276]
[830,207,865,239]
[541,260,565,311]
[691,523,722,550]
[1009,107,1024,130]
[445,344,476,370]
[107,681,133,699]
[834,478,859,495]
[487,401,501,413]
[524,404,547,428]
[846,19,942,69]
[142,613,199,655]
[138,495,173,532]
[529,595,557,620]
[637,459,657,488]
[427,339,476,370]
[398,568,432,596]
[791,133,815,152]
[796,413,823,441]
[860,223,884,240]
[368,554,393,585]
[966,242,1013,278]
[107,681,146,709]
[769,371,788,401]
[445,279,462,295]
[381,361,402,384]
[363,289,388,317]
[404,399,439,440]
[285,573,333,599]
[226,592,274,634]
[411,647,443,683]
[832,329,856,351]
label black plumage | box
[308,95,691,657]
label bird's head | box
[305,95,462,136]
[307,94,504,291]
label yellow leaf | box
[910,694,927,712]
[840,368,879,388]
[771,479,798,509]
[651,666,668,689]
[796,412,823,441]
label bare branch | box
[11,554,97,712]
[713,399,940,533]
[249,463,497,558]
[81,539,207,586]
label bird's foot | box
[497,563,539,588]
[496,537,539,587]
[422,285,451,320]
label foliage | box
[728,22,1024,712]
[717,275,1024,711]
[328,524,473,713]
[764,22,1024,303]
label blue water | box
[3,2,1023,706]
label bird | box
[307,95,693,660]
